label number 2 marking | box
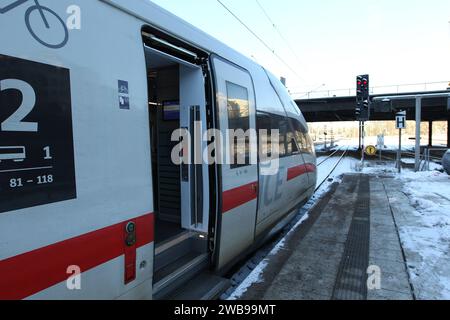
[0,79,38,132]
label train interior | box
[144,46,212,298]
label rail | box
[315,147,349,192]
[316,147,344,167]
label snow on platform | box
[392,170,450,299]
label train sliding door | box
[212,57,259,270]
[179,65,210,234]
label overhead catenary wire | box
[215,0,306,84]
[255,0,308,74]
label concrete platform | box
[239,174,415,300]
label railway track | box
[315,147,349,192]
[316,147,345,167]
[222,148,350,300]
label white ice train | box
[0,0,316,299]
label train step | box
[154,230,209,272]
[153,252,210,300]
[169,273,231,300]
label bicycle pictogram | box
[0,0,69,49]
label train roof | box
[103,0,264,73]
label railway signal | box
[356,74,370,121]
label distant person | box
[443,150,450,175]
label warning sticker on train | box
[0,54,76,214]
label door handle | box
[252,183,258,194]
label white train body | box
[0,0,316,300]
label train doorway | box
[143,37,212,298]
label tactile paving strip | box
[332,175,371,300]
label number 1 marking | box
[44,146,53,160]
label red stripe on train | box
[287,163,316,181]
[222,182,258,213]
[0,213,154,300]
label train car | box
[0,0,316,300]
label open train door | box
[179,65,210,234]
[212,56,259,270]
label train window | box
[291,118,314,154]
[226,81,250,168]
[257,112,272,158]
[257,111,291,159]
[304,133,315,155]
[278,118,288,158]
[287,127,299,155]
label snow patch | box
[226,260,269,300]
[397,169,450,299]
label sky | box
[149,0,450,97]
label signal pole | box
[358,122,362,150]
[356,75,370,166]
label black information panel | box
[0,54,76,213]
